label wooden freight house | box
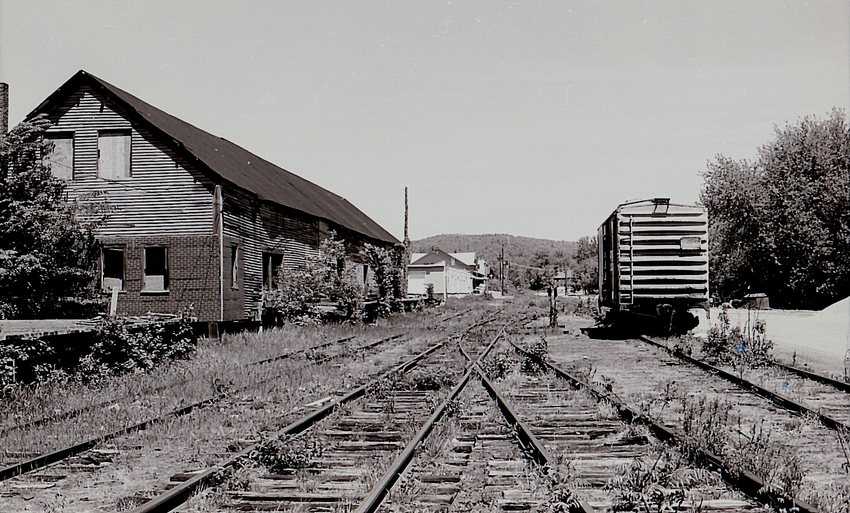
[29,70,399,322]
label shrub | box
[0,336,56,393]
[266,232,364,324]
[250,434,323,474]
[702,307,774,373]
[361,243,405,317]
[76,311,196,383]
[521,336,548,373]
[482,350,515,380]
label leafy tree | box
[267,231,363,323]
[0,115,105,319]
[571,235,598,294]
[701,109,849,308]
[361,243,404,316]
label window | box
[98,130,131,180]
[45,132,74,180]
[143,247,168,292]
[262,252,283,290]
[102,247,124,291]
[230,245,240,289]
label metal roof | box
[30,70,399,245]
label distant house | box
[407,250,488,297]
[28,70,399,323]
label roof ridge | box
[32,70,398,245]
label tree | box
[361,243,404,316]
[0,115,106,319]
[701,156,768,301]
[571,235,598,294]
[267,231,363,323]
[701,109,850,309]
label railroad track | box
[0,335,438,506]
[545,330,843,511]
[128,315,511,512]
[640,335,850,431]
[371,333,762,512]
[0,307,514,512]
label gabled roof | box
[30,70,399,245]
[409,249,474,271]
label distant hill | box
[410,233,577,273]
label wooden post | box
[109,286,119,317]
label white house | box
[407,249,476,297]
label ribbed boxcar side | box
[597,198,709,332]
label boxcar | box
[597,198,709,333]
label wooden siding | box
[43,84,396,320]
[222,187,321,318]
[45,86,216,237]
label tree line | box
[701,109,849,309]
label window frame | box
[230,245,240,290]
[262,251,284,290]
[101,246,125,292]
[44,131,75,181]
[142,246,169,294]
[97,129,132,181]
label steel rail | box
[128,338,450,513]
[354,368,474,513]
[510,340,821,513]
[639,335,850,432]
[0,333,405,482]
[774,361,850,394]
[354,320,511,513]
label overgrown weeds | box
[249,433,324,474]
[521,336,549,374]
[678,395,803,506]
[702,307,774,376]
[481,350,516,380]
[605,444,717,513]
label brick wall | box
[100,234,223,321]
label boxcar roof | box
[29,70,399,245]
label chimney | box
[0,82,8,135]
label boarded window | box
[98,130,131,180]
[230,245,240,289]
[143,247,168,292]
[45,132,74,180]
[262,252,284,290]
[102,247,124,291]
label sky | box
[1,1,848,242]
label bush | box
[521,336,548,373]
[266,232,364,324]
[77,312,196,383]
[702,307,773,375]
[482,350,515,380]
[0,336,56,393]
[250,434,323,474]
[0,310,197,391]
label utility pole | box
[499,245,505,293]
[402,187,410,299]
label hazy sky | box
[1,1,848,241]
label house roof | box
[409,249,474,271]
[29,70,399,245]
